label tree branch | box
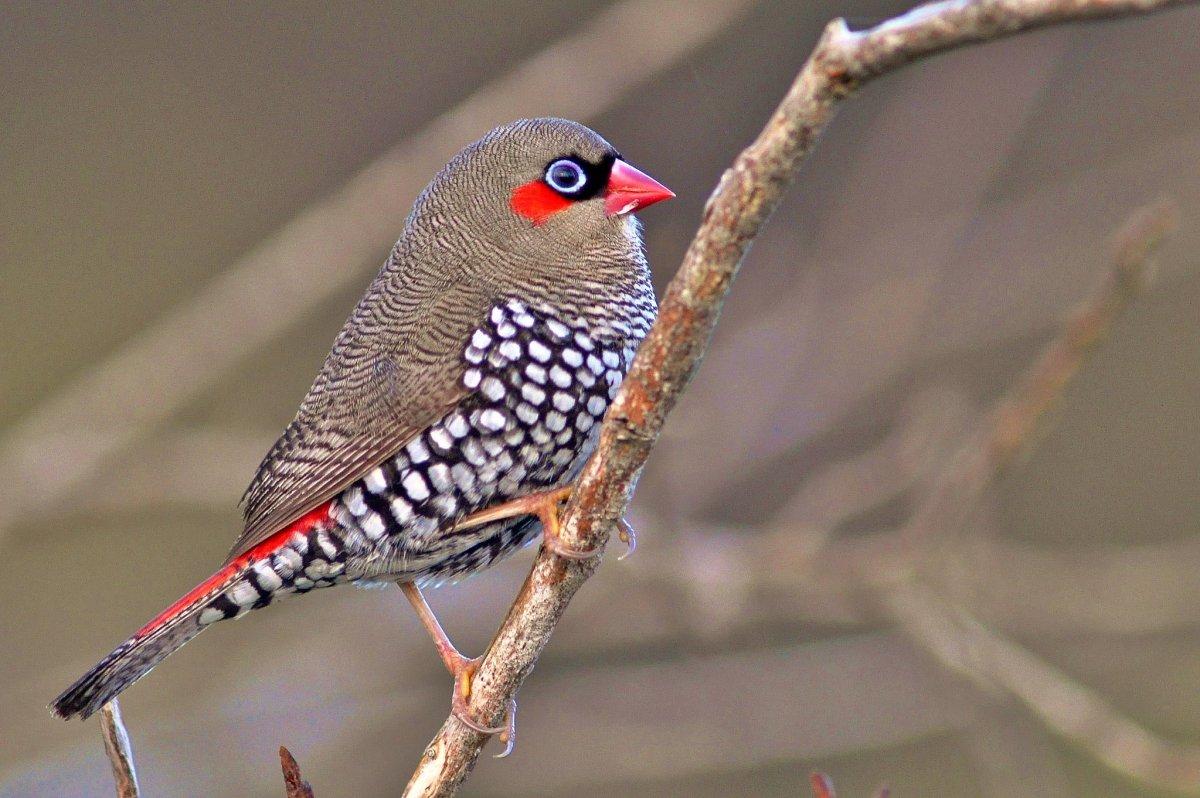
[401,1,1193,794]
[809,198,1180,587]
[280,746,316,798]
[99,700,139,798]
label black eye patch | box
[541,152,616,201]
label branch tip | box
[810,771,837,798]
[280,746,315,798]
[1112,198,1178,281]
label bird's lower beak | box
[604,159,675,217]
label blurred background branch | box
[884,580,1200,793]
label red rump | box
[510,180,571,225]
[133,501,335,638]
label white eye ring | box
[545,159,587,194]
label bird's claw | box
[616,518,637,560]
[541,530,599,560]
[493,699,518,758]
[450,659,518,756]
[537,489,601,561]
[543,505,638,562]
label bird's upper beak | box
[604,159,675,217]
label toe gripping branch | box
[455,486,637,562]
[536,487,599,560]
[538,499,638,561]
[400,583,518,757]
[403,488,637,757]
[450,658,518,757]
[537,494,637,562]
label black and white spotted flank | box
[333,295,650,583]
[193,292,653,629]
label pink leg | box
[399,582,517,755]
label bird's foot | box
[537,494,638,562]
[455,486,639,561]
[449,656,518,757]
[399,582,517,756]
[534,487,596,560]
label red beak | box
[604,159,675,217]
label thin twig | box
[280,747,316,798]
[869,199,1177,560]
[988,199,1178,466]
[401,2,1192,795]
[99,700,139,798]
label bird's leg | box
[399,582,472,676]
[399,582,516,755]
[454,486,596,559]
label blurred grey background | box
[3,1,1200,796]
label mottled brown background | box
[3,1,1200,796]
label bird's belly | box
[333,298,639,583]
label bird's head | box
[407,118,673,279]
[500,118,674,228]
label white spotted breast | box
[328,295,651,582]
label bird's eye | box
[544,159,587,194]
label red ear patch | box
[510,180,571,225]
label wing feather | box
[227,394,462,562]
[227,245,488,562]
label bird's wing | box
[226,261,487,562]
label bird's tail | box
[50,504,345,720]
